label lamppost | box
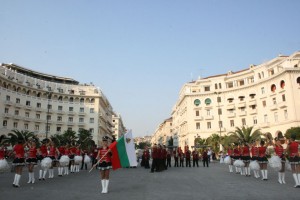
[46,91,52,139]
[214,91,222,151]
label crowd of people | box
[224,132,300,188]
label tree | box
[206,133,221,153]
[229,126,261,145]
[62,130,77,145]
[2,130,35,146]
[285,127,300,140]
[77,129,94,151]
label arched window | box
[258,73,261,79]
[205,98,211,105]
[271,84,276,92]
[194,99,201,106]
[280,80,285,89]
[69,97,74,102]
[297,77,300,85]
[80,98,84,103]
[37,92,41,97]
[58,96,63,101]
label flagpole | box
[89,150,110,173]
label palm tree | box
[206,133,221,153]
[77,129,94,151]
[62,130,77,145]
[2,130,35,146]
[229,126,261,145]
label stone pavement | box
[0,161,299,200]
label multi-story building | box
[169,51,300,149]
[112,113,126,140]
[134,136,152,146]
[150,117,174,146]
[0,63,115,145]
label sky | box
[1,0,300,137]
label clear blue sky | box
[1,0,300,137]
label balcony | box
[67,111,76,115]
[78,122,86,126]
[194,116,203,121]
[227,112,236,118]
[249,109,257,115]
[3,113,13,118]
[67,121,75,126]
[238,102,246,108]
[13,115,23,120]
[15,103,23,108]
[36,107,45,112]
[238,111,247,116]
[35,118,45,123]
[278,101,287,108]
[270,104,278,111]
[204,115,214,120]
[78,112,86,116]
[248,100,257,106]
[24,117,32,121]
[4,100,13,106]
[57,110,66,114]
[56,120,64,125]
[226,104,235,110]
[260,122,270,128]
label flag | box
[109,131,137,170]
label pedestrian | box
[12,139,26,187]
[173,148,179,167]
[166,149,171,168]
[202,149,209,167]
[81,149,88,170]
[207,149,212,163]
[287,133,300,188]
[26,140,38,184]
[179,149,184,167]
[185,146,191,167]
[94,136,112,193]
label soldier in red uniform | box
[179,149,184,167]
[94,136,112,193]
[26,140,38,184]
[287,133,300,187]
[12,139,26,187]
[150,144,158,173]
[157,145,164,171]
[258,140,268,180]
[192,149,199,167]
[142,146,150,169]
[166,149,172,168]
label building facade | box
[0,63,116,145]
[112,113,126,140]
[155,51,300,149]
[150,117,175,146]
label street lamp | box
[214,92,222,151]
[46,91,52,139]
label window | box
[80,107,84,112]
[47,115,51,120]
[68,127,72,131]
[69,107,74,112]
[15,110,19,116]
[204,86,210,92]
[46,126,50,132]
[58,106,63,111]
[25,112,29,117]
[37,103,41,108]
[207,122,211,129]
[219,83,222,89]
[69,90,74,94]
[26,101,31,106]
[218,108,222,115]
[90,118,94,123]
[68,117,73,122]
[195,110,200,117]
[261,87,265,94]
[48,104,52,109]
[24,124,28,130]
[13,122,18,128]
[239,80,245,86]
[280,80,285,89]
[57,127,62,132]
[242,118,246,126]
[262,100,266,107]
[230,120,234,127]
[4,108,9,113]
[206,109,211,116]
[284,110,288,120]
[253,117,257,125]
[57,116,62,121]
[80,98,84,103]
[205,98,212,105]
[58,96,63,101]
[282,94,286,102]
[79,118,84,123]
[271,84,276,92]
[217,97,221,103]
[215,83,218,89]
[269,69,274,76]
[35,125,39,131]
[89,128,94,133]
[272,98,277,105]
[264,114,268,123]
[227,82,233,88]
[16,98,20,103]
[90,108,94,113]
[297,77,300,85]
[36,114,40,119]
[194,99,200,106]
[3,120,7,127]
[196,122,200,129]
[274,112,278,122]
[69,97,74,102]
[6,95,10,101]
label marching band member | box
[241,143,251,176]
[94,136,112,194]
[258,140,268,180]
[39,140,48,180]
[274,136,286,184]
[48,141,58,178]
[12,139,26,187]
[250,140,260,179]
[57,145,65,176]
[287,133,300,188]
[26,141,38,184]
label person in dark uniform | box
[162,145,167,170]
[173,148,179,167]
[142,146,150,169]
[192,149,199,167]
[202,149,209,167]
[185,146,191,167]
[150,144,158,173]
[166,149,172,168]
[179,149,184,167]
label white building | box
[112,113,126,140]
[169,51,300,149]
[0,63,116,145]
